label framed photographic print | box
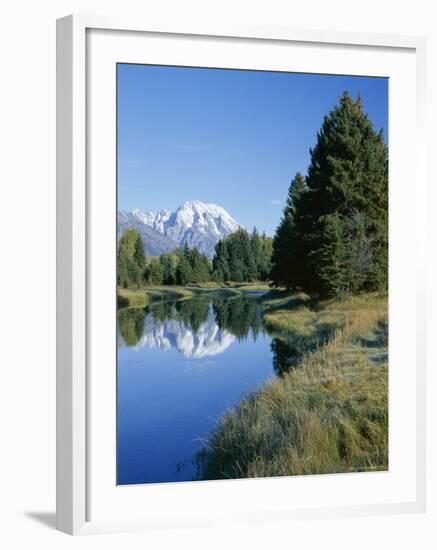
[56,15,427,535]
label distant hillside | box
[118,200,241,258]
[117,211,178,256]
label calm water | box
[117,294,295,485]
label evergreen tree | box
[270,173,307,288]
[117,248,129,288]
[117,229,147,288]
[317,213,351,298]
[225,228,254,282]
[227,231,245,282]
[249,228,263,280]
[275,93,388,296]
[241,229,257,281]
[118,308,146,346]
[298,92,388,294]
[212,228,273,283]
[190,248,210,283]
[344,210,374,292]
[133,235,146,273]
[176,254,193,285]
[258,233,273,281]
[159,253,177,285]
[212,240,230,282]
[148,257,164,285]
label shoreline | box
[117,282,272,309]
[196,292,388,480]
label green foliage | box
[117,231,214,288]
[169,243,212,285]
[175,298,210,332]
[270,172,307,288]
[258,232,273,280]
[270,92,388,296]
[190,248,211,283]
[213,296,263,340]
[148,257,164,285]
[118,308,146,346]
[175,256,193,285]
[212,240,230,282]
[117,288,149,309]
[133,234,146,271]
[317,213,351,298]
[117,229,147,288]
[317,210,376,297]
[212,228,273,283]
[159,253,178,285]
[118,226,272,289]
[175,244,193,285]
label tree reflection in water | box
[118,307,146,347]
[271,338,304,376]
[117,295,307,373]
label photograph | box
[116,63,389,486]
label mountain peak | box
[121,200,241,257]
[181,199,205,208]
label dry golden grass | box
[197,293,388,480]
[117,288,150,308]
[117,286,194,308]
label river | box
[117,293,295,485]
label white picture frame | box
[56,14,427,535]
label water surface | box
[117,294,293,485]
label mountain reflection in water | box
[136,314,236,358]
[118,295,304,376]
[117,294,306,485]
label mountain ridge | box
[118,200,241,257]
[117,211,178,257]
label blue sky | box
[117,64,388,236]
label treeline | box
[212,228,272,282]
[270,92,388,298]
[117,234,212,287]
[118,92,385,296]
[118,227,273,288]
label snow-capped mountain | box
[119,200,241,257]
[134,312,236,358]
[118,211,178,257]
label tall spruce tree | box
[270,172,307,288]
[287,92,388,295]
[251,227,273,281]
[212,240,230,282]
[176,244,194,285]
[250,227,262,279]
[258,233,273,281]
[159,253,177,285]
[148,257,164,285]
[190,248,211,283]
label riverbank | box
[197,292,388,479]
[117,282,271,308]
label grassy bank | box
[197,293,388,479]
[117,286,193,308]
[117,288,150,309]
[117,281,271,308]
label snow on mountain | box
[118,211,178,256]
[121,200,241,257]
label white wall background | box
[0,0,435,548]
